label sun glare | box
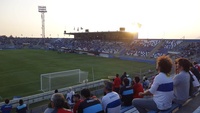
[123,22,141,33]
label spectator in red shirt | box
[73,93,83,113]
[133,76,144,98]
[113,74,121,93]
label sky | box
[0,0,200,39]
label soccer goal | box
[40,69,88,92]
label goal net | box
[40,69,88,92]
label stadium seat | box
[193,106,200,113]
[147,103,182,113]
[120,105,138,113]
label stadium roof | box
[64,31,138,41]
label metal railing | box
[0,79,108,112]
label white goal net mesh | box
[40,69,88,92]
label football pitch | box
[0,49,155,99]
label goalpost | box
[40,69,88,92]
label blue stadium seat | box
[120,105,138,113]
[147,103,182,113]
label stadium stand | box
[1,36,200,60]
[2,36,200,113]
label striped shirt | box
[149,72,174,110]
[78,98,103,113]
[102,91,121,113]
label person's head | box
[68,87,73,92]
[123,72,127,75]
[104,81,113,93]
[156,55,173,75]
[5,99,9,104]
[116,74,119,77]
[73,93,81,102]
[19,99,24,105]
[123,78,129,86]
[54,89,58,93]
[189,62,193,67]
[194,62,198,65]
[51,93,66,109]
[145,78,148,80]
[175,58,191,73]
[81,88,91,99]
[134,76,140,83]
[126,74,129,77]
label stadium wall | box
[81,51,155,64]
[0,79,108,109]
[98,53,155,64]
[118,56,156,64]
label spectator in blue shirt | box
[1,99,12,113]
[16,99,27,113]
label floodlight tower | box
[38,6,47,38]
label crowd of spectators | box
[131,56,200,112]
[179,41,200,58]
[1,55,200,113]
[39,54,200,113]
[0,99,27,113]
[125,40,160,57]
[2,35,200,113]
[152,40,183,58]
[1,36,200,59]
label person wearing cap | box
[73,93,83,113]
[1,99,12,113]
[51,93,72,113]
[78,88,103,113]
[102,81,121,113]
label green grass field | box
[0,49,155,99]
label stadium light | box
[38,6,47,38]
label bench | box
[120,105,139,113]
[147,103,182,113]
[147,89,200,113]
